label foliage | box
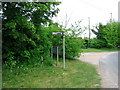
[82,37,89,48]
[92,23,106,40]
[65,37,83,58]
[66,20,86,37]
[48,23,83,59]
[63,21,84,58]
[91,23,107,48]
[2,2,61,67]
[2,2,84,69]
[103,22,119,47]
[91,22,119,48]
[90,38,107,48]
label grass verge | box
[3,59,101,88]
[82,48,118,52]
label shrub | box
[103,22,119,48]
[90,38,107,48]
[65,37,83,58]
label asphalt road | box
[78,51,119,88]
[99,52,119,88]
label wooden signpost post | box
[52,32,65,68]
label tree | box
[2,2,60,65]
[92,23,106,40]
[91,23,108,48]
[64,21,84,58]
[103,22,119,47]
[91,22,119,48]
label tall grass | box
[3,59,101,88]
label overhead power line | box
[80,0,111,14]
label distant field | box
[82,48,118,52]
[3,59,101,88]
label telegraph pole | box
[110,13,112,23]
[88,17,91,47]
[118,2,120,50]
[110,13,112,38]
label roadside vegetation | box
[2,1,119,88]
[2,2,84,88]
[83,22,119,49]
[82,48,118,52]
[3,59,101,88]
[82,22,119,53]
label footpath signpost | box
[52,32,65,68]
[63,34,65,69]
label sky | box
[53,0,120,38]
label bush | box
[103,22,119,48]
[2,2,60,68]
[90,38,107,48]
[65,37,83,58]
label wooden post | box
[63,35,65,69]
[41,56,43,64]
[56,46,59,66]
